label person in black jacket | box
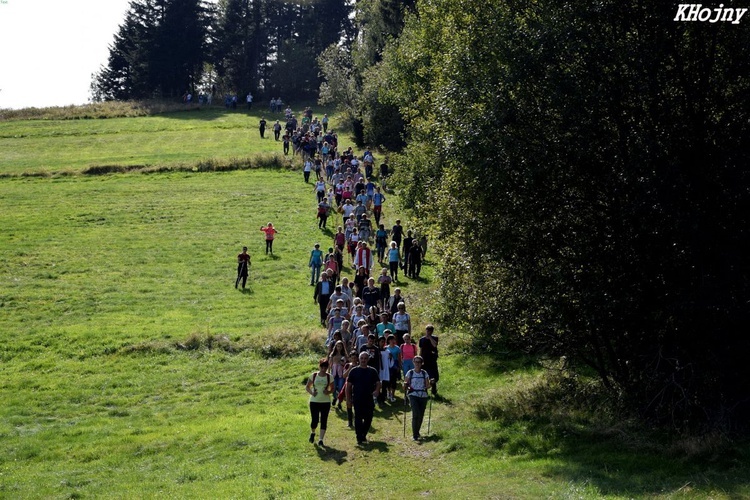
[314,273,333,326]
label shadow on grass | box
[485,419,750,497]
[316,445,348,465]
[357,440,389,452]
[263,253,281,261]
[319,227,335,239]
[239,285,254,294]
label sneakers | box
[317,440,324,446]
[412,435,420,441]
[309,433,315,443]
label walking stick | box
[427,397,432,436]
[403,395,408,438]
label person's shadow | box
[315,445,348,465]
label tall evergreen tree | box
[92,0,211,101]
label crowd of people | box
[296,122,439,447]
[234,108,440,448]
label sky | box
[0,0,131,109]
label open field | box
[0,106,300,175]
[1,108,749,498]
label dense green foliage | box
[317,0,411,148]
[375,0,750,430]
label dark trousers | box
[236,263,248,288]
[353,399,374,442]
[310,401,331,430]
[408,260,421,278]
[318,295,330,324]
[408,395,428,438]
[265,240,273,254]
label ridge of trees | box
[92,0,353,102]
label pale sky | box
[0,0,131,109]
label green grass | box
[1,108,749,499]
[0,106,317,175]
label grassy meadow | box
[1,105,749,499]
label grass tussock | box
[475,368,621,427]
[75,153,293,177]
[0,100,203,121]
[120,329,325,359]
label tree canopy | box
[375,0,750,430]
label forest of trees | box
[94,0,750,433]
[326,0,750,432]
[91,0,353,101]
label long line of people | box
[300,116,440,446]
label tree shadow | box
[480,415,750,497]
[315,444,348,465]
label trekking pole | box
[427,397,432,436]
[403,394,408,438]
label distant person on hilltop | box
[260,223,278,255]
[235,246,250,289]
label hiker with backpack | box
[306,358,334,446]
[404,355,432,441]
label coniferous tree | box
[92,0,211,101]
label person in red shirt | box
[235,246,251,289]
[260,223,279,255]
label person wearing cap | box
[419,325,440,396]
[404,355,432,441]
[235,246,250,289]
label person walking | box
[309,243,324,285]
[260,223,278,255]
[306,358,334,446]
[235,246,250,289]
[273,120,282,141]
[393,301,412,345]
[419,324,440,396]
[314,273,333,325]
[259,117,267,138]
[387,241,400,281]
[346,351,381,444]
[404,355,432,441]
